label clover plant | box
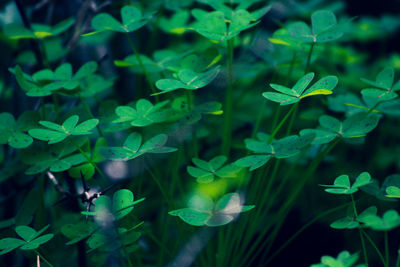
[0,1,399,266]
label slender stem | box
[39,40,50,69]
[186,91,198,157]
[79,95,104,137]
[361,229,387,267]
[304,43,315,74]
[34,249,53,267]
[396,250,400,267]
[69,137,106,184]
[251,101,267,138]
[285,102,299,135]
[222,38,234,156]
[264,202,351,265]
[351,194,369,267]
[125,33,159,101]
[267,104,296,143]
[384,231,389,267]
[367,101,381,115]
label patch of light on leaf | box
[268,38,290,46]
[195,179,227,198]
[34,31,52,38]
[300,89,332,99]
[105,161,128,180]
[170,27,186,34]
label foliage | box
[0,0,399,266]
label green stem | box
[125,33,159,101]
[35,249,54,267]
[222,38,234,156]
[385,231,389,267]
[186,91,198,157]
[351,194,369,267]
[240,138,340,266]
[361,229,387,267]
[396,250,400,267]
[39,40,50,69]
[69,137,106,184]
[79,95,104,138]
[304,43,315,74]
[285,102,299,136]
[367,101,381,115]
[267,104,297,143]
[251,101,267,138]
[264,202,351,265]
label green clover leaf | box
[81,189,145,221]
[187,155,242,183]
[28,115,99,144]
[300,113,380,145]
[100,132,177,161]
[361,67,400,101]
[321,172,372,194]
[154,66,220,95]
[83,6,150,36]
[114,99,171,127]
[235,132,315,171]
[0,112,33,149]
[263,73,338,105]
[3,18,74,40]
[169,193,255,227]
[0,225,53,255]
[287,10,344,43]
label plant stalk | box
[222,38,234,156]
[125,33,159,101]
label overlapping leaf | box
[0,225,53,255]
[321,172,371,194]
[81,189,144,221]
[29,115,99,144]
[113,99,171,127]
[361,67,400,101]
[169,193,254,227]
[287,10,344,43]
[263,73,338,105]
[300,113,380,145]
[0,112,34,149]
[154,66,220,94]
[187,155,241,183]
[84,6,149,35]
[192,7,266,42]
[100,132,177,161]
[21,138,88,174]
[311,250,361,267]
[235,132,315,171]
[3,18,74,40]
